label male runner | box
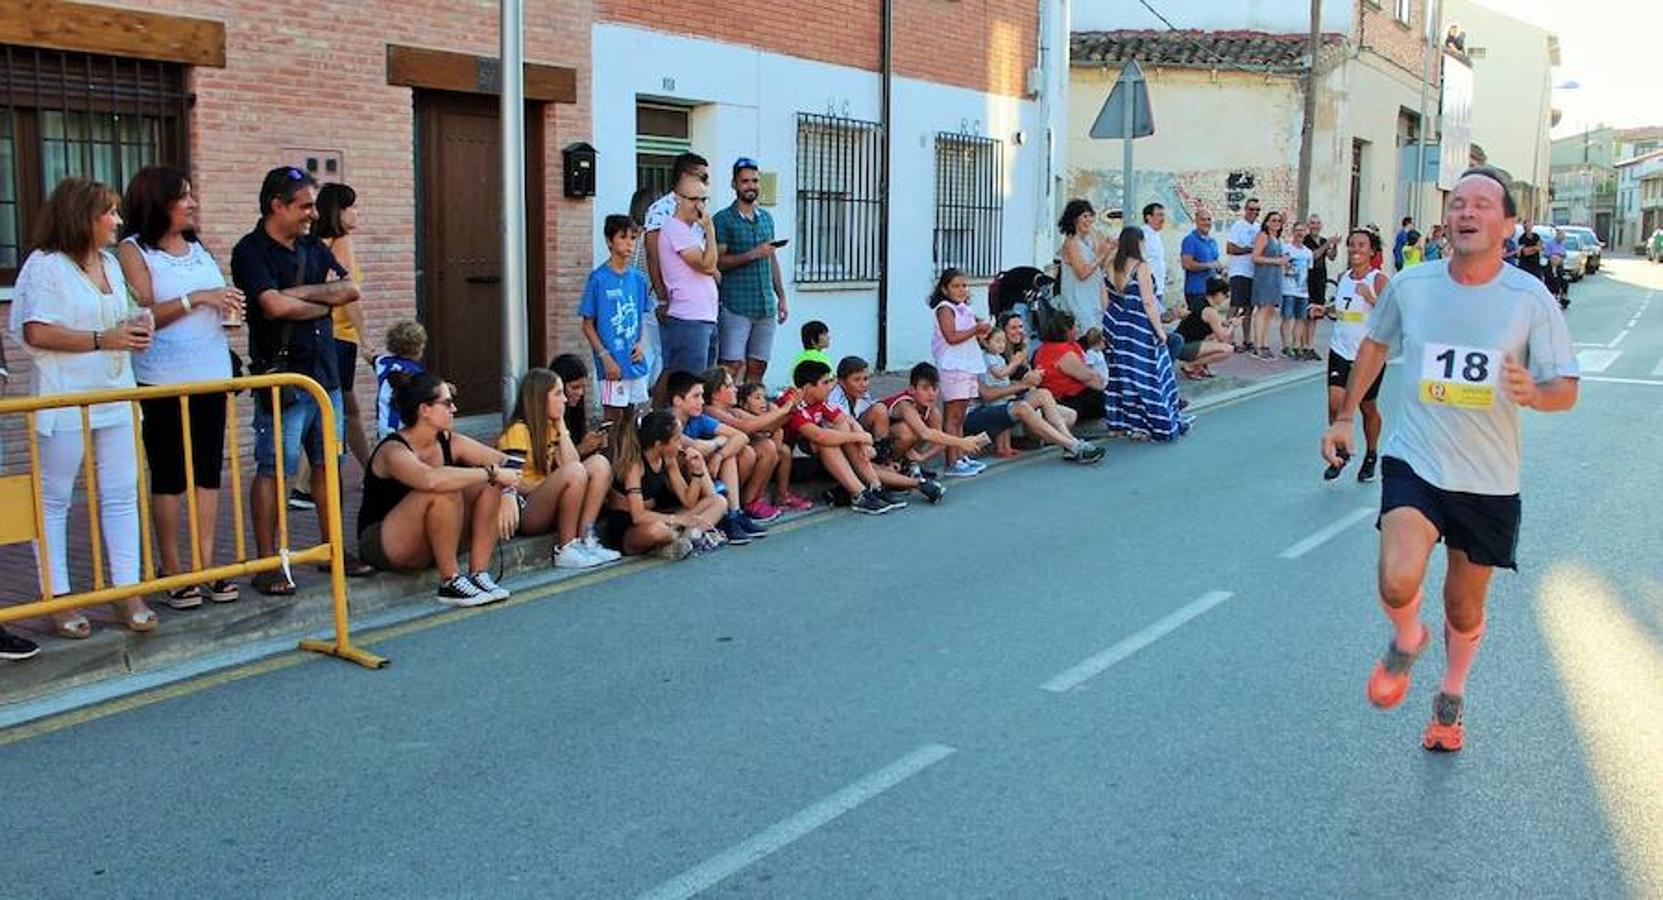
[1321,167,1579,752]
[1322,228,1388,483]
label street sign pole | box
[1122,69,1135,216]
[1089,60,1153,217]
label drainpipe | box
[500,0,529,414]
[1412,0,1439,223]
[877,0,893,370]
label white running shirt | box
[1329,267,1384,361]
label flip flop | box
[53,613,92,640]
[252,572,295,597]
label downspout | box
[877,0,893,370]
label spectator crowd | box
[1,151,1390,661]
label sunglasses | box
[424,394,457,410]
[678,193,709,203]
[733,157,760,172]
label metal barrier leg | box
[297,387,387,669]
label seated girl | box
[599,411,728,558]
[358,372,522,606]
[498,367,621,570]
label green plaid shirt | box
[713,203,777,319]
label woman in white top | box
[8,178,156,637]
[117,166,245,610]
[1056,199,1113,334]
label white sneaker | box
[554,539,603,569]
[468,571,511,602]
[944,458,981,478]
[582,534,622,563]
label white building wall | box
[1445,0,1553,203]
[1071,0,1354,33]
[591,23,1041,380]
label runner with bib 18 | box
[1321,167,1580,753]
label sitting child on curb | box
[882,363,992,478]
[975,332,1105,464]
[498,367,621,570]
[701,367,784,525]
[784,359,910,516]
[600,411,728,559]
[827,355,891,441]
[665,370,768,545]
[704,372,805,518]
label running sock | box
[1440,618,1486,696]
[1382,590,1425,654]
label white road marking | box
[1576,349,1623,373]
[1574,342,1607,349]
[1582,376,1663,387]
[1606,330,1632,349]
[1278,507,1376,559]
[1039,591,1235,693]
[637,744,956,900]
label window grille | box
[1,45,190,283]
[933,133,1003,278]
[794,112,883,284]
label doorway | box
[414,91,547,415]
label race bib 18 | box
[1419,343,1500,409]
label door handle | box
[465,274,502,285]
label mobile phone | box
[769,238,789,248]
[502,452,526,471]
[596,419,615,432]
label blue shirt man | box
[1180,211,1223,311]
[1393,218,1414,270]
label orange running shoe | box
[1366,623,1430,709]
[1422,692,1465,752]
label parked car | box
[1556,225,1602,273]
[1559,233,1588,281]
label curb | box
[0,366,1323,732]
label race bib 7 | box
[1419,343,1500,409]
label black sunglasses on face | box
[425,395,456,410]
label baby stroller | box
[987,266,1057,342]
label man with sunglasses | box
[655,171,721,386]
[231,166,364,595]
[714,157,789,384]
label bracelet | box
[92,330,102,351]
[179,293,193,312]
[484,464,497,486]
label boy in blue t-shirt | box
[581,215,652,426]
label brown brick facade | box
[4,0,594,430]
[1357,0,1441,85]
[595,0,1037,98]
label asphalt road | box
[3,259,1661,898]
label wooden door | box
[415,91,546,415]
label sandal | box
[207,580,240,603]
[164,584,205,611]
[116,601,158,633]
[252,572,295,597]
[53,613,92,640]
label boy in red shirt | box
[786,359,908,515]
[883,363,992,476]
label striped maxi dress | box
[1102,264,1191,440]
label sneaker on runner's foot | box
[1367,623,1431,709]
[1422,691,1465,752]
[1357,452,1379,483]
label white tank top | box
[124,237,233,384]
[1329,267,1383,361]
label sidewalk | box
[0,342,1324,716]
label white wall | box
[1446,0,1553,194]
[591,23,1042,380]
[1071,0,1353,33]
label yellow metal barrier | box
[0,373,387,669]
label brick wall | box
[595,0,1036,97]
[1358,0,1440,85]
[2,0,594,455]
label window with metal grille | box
[795,113,883,284]
[1,45,190,284]
[933,133,1003,278]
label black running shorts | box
[1326,350,1384,402]
[1378,456,1521,570]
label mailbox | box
[562,142,597,198]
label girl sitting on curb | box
[600,411,728,559]
[498,368,621,570]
